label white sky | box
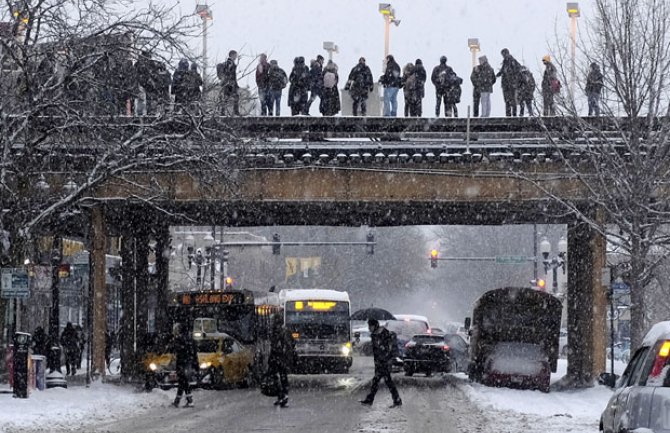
[169,0,592,115]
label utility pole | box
[196,3,213,93]
[567,3,580,99]
[468,38,480,68]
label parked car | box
[403,333,469,376]
[388,315,431,357]
[600,321,670,433]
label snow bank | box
[0,383,172,432]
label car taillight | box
[442,345,450,351]
[650,340,670,377]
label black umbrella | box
[350,307,395,321]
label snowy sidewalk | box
[0,383,172,433]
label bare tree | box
[526,0,670,350]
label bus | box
[279,289,352,374]
[465,287,562,392]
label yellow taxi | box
[144,333,254,391]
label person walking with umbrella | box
[360,318,402,408]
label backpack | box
[323,71,337,89]
[295,66,310,88]
[550,78,561,93]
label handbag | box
[260,372,280,397]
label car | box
[388,315,431,357]
[403,333,470,376]
[600,321,670,433]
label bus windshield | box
[285,300,349,339]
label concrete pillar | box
[91,206,108,377]
[155,226,171,335]
[119,233,136,377]
[566,219,608,385]
[135,234,149,363]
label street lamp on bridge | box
[195,3,213,92]
[379,3,400,64]
[567,2,580,98]
[468,38,480,68]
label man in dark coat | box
[345,57,374,116]
[319,60,340,116]
[60,322,79,376]
[306,55,324,114]
[414,59,427,117]
[256,54,271,115]
[585,62,604,116]
[360,319,402,408]
[541,55,560,116]
[172,324,199,408]
[402,63,421,117]
[470,55,496,117]
[267,60,288,116]
[431,56,455,117]
[288,57,310,116]
[217,50,240,116]
[32,327,48,357]
[172,59,190,111]
[185,62,203,106]
[496,48,522,117]
[267,314,295,407]
[444,69,463,117]
[380,54,402,117]
[135,51,171,115]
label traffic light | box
[272,233,280,255]
[366,232,375,255]
[430,249,438,268]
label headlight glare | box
[149,362,158,371]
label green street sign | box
[495,256,530,265]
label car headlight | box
[149,362,158,371]
[200,362,212,370]
[341,345,351,356]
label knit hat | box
[542,55,551,63]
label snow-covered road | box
[1,357,625,433]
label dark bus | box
[465,287,562,392]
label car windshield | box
[386,320,429,339]
[413,335,445,345]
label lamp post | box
[468,38,480,68]
[323,41,339,62]
[540,236,568,294]
[567,2,580,98]
[195,3,213,92]
[378,3,400,64]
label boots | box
[172,397,180,408]
[184,395,194,408]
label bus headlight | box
[341,343,352,356]
[200,362,212,370]
[149,362,158,371]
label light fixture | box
[557,236,568,255]
[468,38,480,50]
[185,234,195,250]
[566,2,580,17]
[203,233,215,249]
[540,237,551,258]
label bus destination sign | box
[178,292,245,306]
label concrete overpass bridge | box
[14,116,625,383]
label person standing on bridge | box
[414,59,427,117]
[497,48,522,117]
[380,54,402,117]
[320,60,340,116]
[360,319,402,408]
[401,63,421,117]
[217,50,240,116]
[256,54,271,116]
[470,55,496,117]
[306,55,325,115]
[267,314,295,408]
[288,57,310,115]
[172,323,198,408]
[267,60,288,116]
[518,66,536,117]
[585,62,604,117]
[171,59,190,113]
[345,57,374,116]
[431,56,455,117]
[541,55,560,116]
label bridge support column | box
[119,231,136,378]
[155,225,171,335]
[564,219,607,387]
[135,234,149,365]
[90,206,108,377]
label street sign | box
[1,268,30,299]
[495,255,530,265]
[612,282,630,293]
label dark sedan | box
[403,333,469,376]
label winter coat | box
[444,71,463,104]
[172,59,190,104]
[415,63,427,98]
[217,58,239,91]
[288,60,310,109]
[173,332,199,373]
[268,324,296,371]
[320,66,340,116]
[402,64,420,103]
[431,63,456,93]
[380,59,402,88]
[309,61,324,92]
[154,63,172,99]
[542,61,560,95]
[585,67,604,94]
[497,55,522,90]
[518,69,536,102]
[60,324,79,354]
[346,63,374,98]
[185,67,203,102]
[470,63,496,93]
[256,61,271,89]
[371,327,399,373]
[268,65,288,91]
